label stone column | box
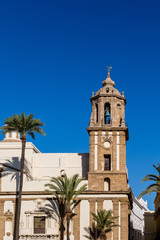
[99,101,104,126]
[97,200,103,211]
[120,132,126,172]
[0,201,5,240]
[112,131,117,172]
[73,202,80,240]
[92,103,96,124]
[89,132,95,172]
[0,170,3,192]
[89,199,95,226]
[121,103,125,127]
[120,200,129,240]
[113,200,119,240]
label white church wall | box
[0,139,89,239]
[1,174,88,192]
[0,143,89,192]
[4,201,14,214]
[0,142,40,169]
[103,200,113,211]
[32,153,89,179]
[80,200,90,240]
[3,201,13,240]
[1,174,17,192]
[20,199,59,236]
[3,220,13,240]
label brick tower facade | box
[87,68,130,240]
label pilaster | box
[97,199,103,211]
[120,200,129,240]
[113,200,119,240]
[0,201,5,240]
[89,199,96,226]
[73,202,80,240]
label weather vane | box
[106,65,112,76]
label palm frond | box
[92,209,118,233]
[153,164,160,174]
[138,183,160,199]
[139,163,160,199]
[0,113,45,139]
[84,223,101,240]
[45,173,87,214]
[142,174,160,182]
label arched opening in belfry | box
[96,103,98,123]
[104,102,111,124]
[104,178,110,191]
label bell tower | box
[87,68,129,192]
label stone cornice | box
[0,142,41,153]
[88,171,127,175]
[90,94,126,104]
[87,126,128,131]
[87,126,129,140]
[0,190,130,195]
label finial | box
[106,65,112,77]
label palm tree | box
[0,113,45,240]
[45,174,87,240]
[138,163,160,199]
[91,209,118,240]
[41,199,66,240]
[84,223,101,240]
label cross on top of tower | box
[106,65,112,77]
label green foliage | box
[84,209,118,240]
[84,223,101,240]
[138,163,160,199]
[0,113,45,139]
[45,174,87,240]
[45,174,87,209]
[92,209,118,232]
[0,113,45,240]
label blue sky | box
[0,0,160,209]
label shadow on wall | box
[2,157,20,192]
[2,157,31,191]
[2,157,31,240]
[78,153,89,180]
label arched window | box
[96,103,98,123]
[104,178,110,191]
[104,103,111,124]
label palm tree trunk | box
[66,209,71,240]
[60,218,65,240]
[99,232,107,240]
[14,135,26,240]
[59,202,65,240]
[66,215,70,240]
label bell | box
[105,111,110,117]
